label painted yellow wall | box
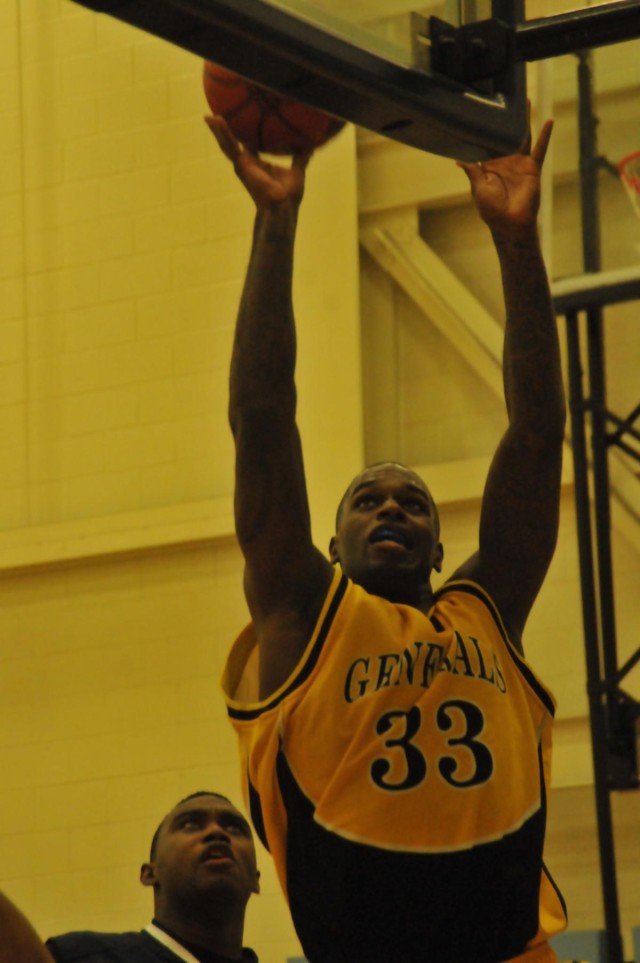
[1,3,361,962]
[1,2,639,961]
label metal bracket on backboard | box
[413,15,512,84]
[417,2,640,82]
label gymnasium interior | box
[1,1,638,960]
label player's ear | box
[329,535,339,564]
[253,868,261,895]
[432,541,444,574]
[140,862,157,888]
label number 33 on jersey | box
[223,569,567,961]
[224,569,557,852]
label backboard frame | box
[70,0,527,161]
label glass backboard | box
[70,0,640,160]
[70,0,527,161]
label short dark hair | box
[335,462,440,538]
[149,791,232,860]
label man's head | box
[140,791,260,923]
[330,462,443,604]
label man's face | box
[141,796,260,912]
[330,464,443,602]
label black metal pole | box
[577,51,601,274]
[565,311,602,685]
[565,312,624,963]
[575,52,625,963]
[586,307,620,691]
[576,51,621,691]
[514,1,640,62]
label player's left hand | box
[458,116,553,237]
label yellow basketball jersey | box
[223,569,567,963]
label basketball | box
[203,62,345,155]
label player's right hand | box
[205,115,311,211]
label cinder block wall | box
[0,3,361,962]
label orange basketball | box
[203,62,345,155]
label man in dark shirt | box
[1,792,260,963]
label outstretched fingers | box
[204,114,243,164]
[530,119,554,169]
[457,117,554,180]
[518,100,533,156]
[205,114,313,176]
[456,159,484,188]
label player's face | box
[330,464,443,603]
[142,797,260,912]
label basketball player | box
[210,114,567,963]
[1,792,260,963]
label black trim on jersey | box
[247,773,270,853]
[536,739,568,919]
[436,580,556,717]
[537,737,568,926]
[227,574,349,722]
[275,747,546,963]
[543,858,568,919]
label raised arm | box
[0,891,54,963]
[207,118,333,697]
[453,121,566,649]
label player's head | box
[330,462,443,603]
[141,791,260,918]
